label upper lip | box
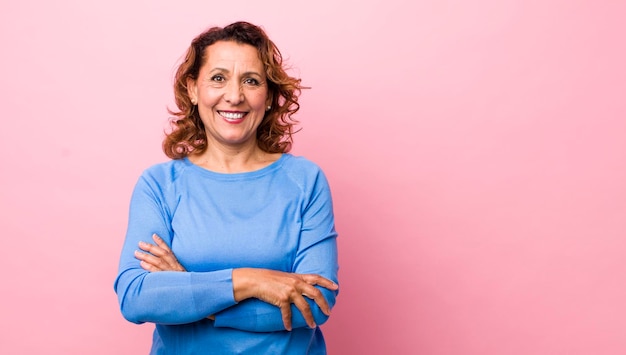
[218,110,247,113]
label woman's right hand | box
[232,268,338,331]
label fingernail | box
[139,241,147,247]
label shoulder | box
[281,154,325,177]
[138,158,191,187]
[281,154,324,174]
[280,154,330,191]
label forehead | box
[203,41,264,71]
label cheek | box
[199,90,221,105]
[249,91,269,109]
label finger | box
[145,237,175,268]
[280,304,293,331]
[138,241,186,272]
[134,250,162,271]
[293,295,316,328]
[139,260,161,272]
[152,234,172,252]
[135,249,160,266]
[134,250,165,271]
[301,284,332,316]
[138,241,167,257]
[301,274,338,291]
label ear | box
[265,93,273,108]
[187,77,198,104]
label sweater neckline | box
[181,153,289,180]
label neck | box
[190,141,280,173]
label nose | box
[223,80,243,105]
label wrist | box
[232,268,256,302]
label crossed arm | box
[135,233,338,331]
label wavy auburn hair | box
[163,21,302,159]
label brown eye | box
[244,78,260,86]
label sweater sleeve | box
[114,173,238,325]
[213,168,339,332]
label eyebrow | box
[209,67,263,77]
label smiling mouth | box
[218,111,246,121]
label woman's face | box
[187,41,270,150]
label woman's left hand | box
[134,234,186,272]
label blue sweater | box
[114,154,339,354]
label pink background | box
[1,1,625,354]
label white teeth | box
[219,111,245,119]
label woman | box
[114,22,339,354]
